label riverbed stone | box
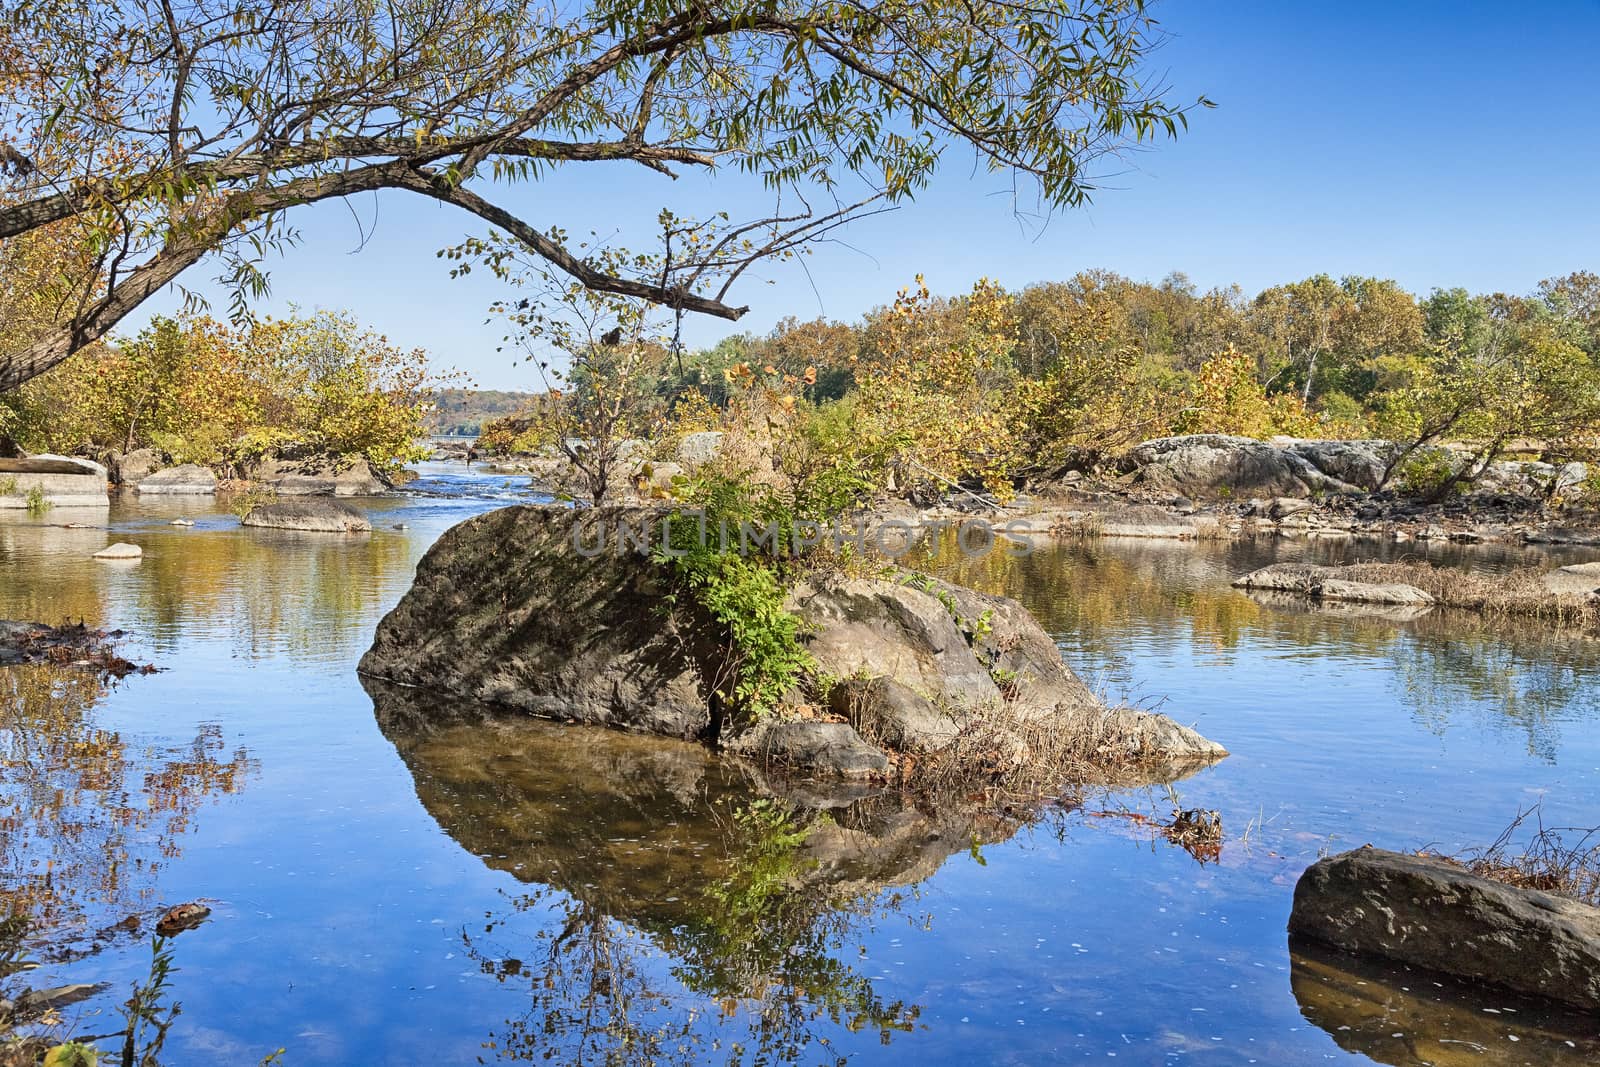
[1234,563,1432,606]
[740,720,890,777]
[1289,847,1600,1013]
[93,542,143,559]
[242,499,372,533]
[135,463,217,495]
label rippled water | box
[2,465,1599,1065]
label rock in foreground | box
[1289,847,1600,1013]
[242,499,371,533]
[359,505,1224,778]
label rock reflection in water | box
[1290,937,1600,1066]
[0,663,257,940]
[368,677,1036,1065]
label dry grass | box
[1430,807,1600,908]
[1336,561,1600,626]
[861,697,1217,809]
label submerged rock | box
[1289,847,1600,1013]
[135,463,217,495]
[738,720,890,778]
[242,499,371,533]
[360,504,1225,776]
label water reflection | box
[0,505,413,663]
[369,678,1040,1064]
[1289,937,1600,1065]
[917,535,1600,757]
[0,664,256,939]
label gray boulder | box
[1122,435,1365,499]
[245,452,390,496]
[1282,439,1397,492]
[135,463,217,495]
[361,507,716,739]
[1316,578,1434,605]
[739,720,890,778]
[242,499,371,533]
[1290,847,1600,1012]
[109,448,164,486]
[676,431,725,470]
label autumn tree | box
[0,0,1205,393]
[1372,289,1600,496]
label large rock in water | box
[0,455,109,508]
[359,505,1225,774]
[245,452,390,496]
[1289,847,1600,1013]
[242,499,371,533]
[135,463,217,495]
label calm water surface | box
[2,465,1599,1065]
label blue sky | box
[137,1,1600,389]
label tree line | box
[484,268,1600,502]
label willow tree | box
[0,0,1205,393]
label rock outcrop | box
[241,499,372,533]
[1117,434,1588,504]
[1120,435,1372,499]
[359,505,1225,777]
[1289,847,1600,1013]
[244,452,390,496]
[0,456,109,509]
[135,463,217,495]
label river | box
[1,463,1597,1064]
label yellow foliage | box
[9,309,453,473]
[1174,345,1317,439]
[853,277,1022,498]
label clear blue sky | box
[137,1,1600,389]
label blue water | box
[2,465,1598,1065]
